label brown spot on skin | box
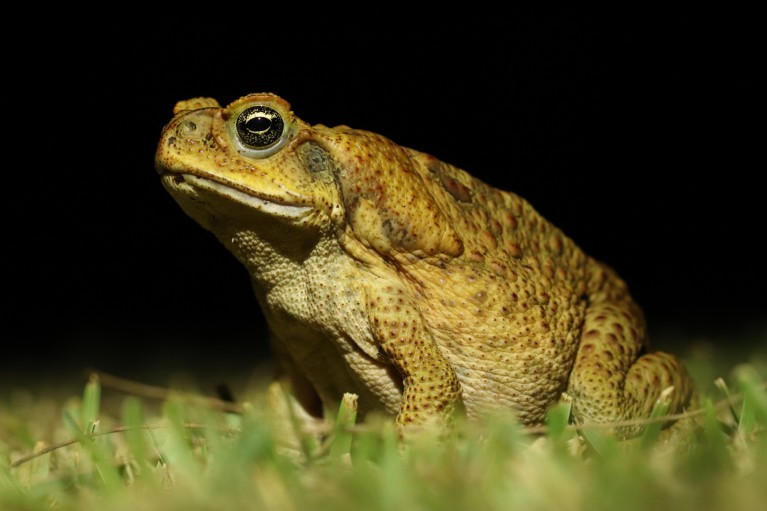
[507,242,523,258]
[439,174,473,203]
[549,234,563,254]
[489,260,506,276]
[584,330,600,339]
[503,212,518,229]
[467,250,484,262]
[479,230,497,250]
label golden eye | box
[236,106,285,149]
[229,104,294,159]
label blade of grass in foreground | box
[734,364,767,434]
[330,392,358,461]
[639,386,673,450]
[81,374,101,435]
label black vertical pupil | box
[236,106,284,148]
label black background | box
[6,11,762,387]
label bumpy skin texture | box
[155,93,695,435]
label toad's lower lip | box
[161,173,313,219]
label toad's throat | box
[161,173,313,219]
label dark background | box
[6,11,762,388]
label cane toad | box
[155,93,695,435]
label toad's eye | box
[236,106,285,149]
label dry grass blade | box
[87,370,244,414]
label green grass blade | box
[733,364,767,434]
[639,385,673,449]
[578,424,619,459]
[545,401,572,440]
[121,396,153,478]
[81,374,101,435]
[330,392,358,461]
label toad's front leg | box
[367,281,463,430]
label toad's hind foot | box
[568,350,696,437]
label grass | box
[1,344,765,511]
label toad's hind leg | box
[566,299,696,437]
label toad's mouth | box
[160,173,313,220]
